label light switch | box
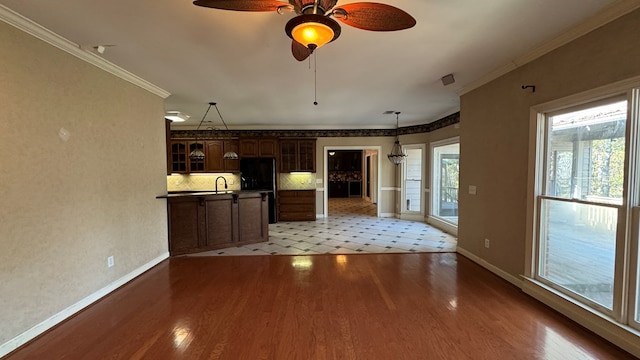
[468,185,477,195]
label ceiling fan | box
[193,0,416,61]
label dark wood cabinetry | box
[167,192,269,255]
[329,181,349,198]
[170,141,188,173]
[279,139,316,172]
[170,140,206,173]
[278,190,316,221]
[205,140,239,172]
[169,139,239,173]
[239,138,278,158]
[328,150,362,171]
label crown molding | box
[458,0,640,96]
[0,5,171,99]
[171,112,460,139]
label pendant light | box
[214,103,239,160]
[188,103,211,161]
[387,111,407,166]
[189,102,239,161]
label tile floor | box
[189,198,457,257]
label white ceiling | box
[0,0,625,129]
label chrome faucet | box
[215,176,228,193]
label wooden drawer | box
[278,190,315,222]
[279,212,315,221]
[279,204,315,212]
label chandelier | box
[387,111,407,165]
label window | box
[402,146,424,214]
[431,138,460,225]
[539,99,626,310]
[529,86,640,333]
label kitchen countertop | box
[157,190,271,199]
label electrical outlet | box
[107,256,115,268]
[484,239,490,249]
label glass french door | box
[431,139,460,225]
[534,89,640,329]
[403,147,423,213]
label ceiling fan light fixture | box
[286,14,341,50]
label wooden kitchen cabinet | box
[167,192,269,255]
[278,190,316,221]
[279,139,316,172]
[204,140,239,172]
[239,138,278,158]
[170,141,188,173]
[169,140,206,173]
[223,140,240,172]
[168,198,204,253]
[169,139,238,173]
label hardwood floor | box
[7,253,634,359]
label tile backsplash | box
[279,173,316,190]
[167,174,241,192]
[167,173,318,192]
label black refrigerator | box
[240,158,277,223]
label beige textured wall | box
[458,9,640,277]
[0,22,168,344]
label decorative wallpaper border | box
[171,112,459,139]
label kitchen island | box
[157,191,270,255]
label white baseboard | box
[316,213,325,219]
[522,278,640,358]
[399,213,425,222]
[456,247,640,357]
[0,252,169,358]
[456,246,523,288]
[379,212,397,218]
[427,216,458,236]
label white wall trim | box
[0,5,170,99]
[0,252,169,358]
[323,145,382,218]
[379,213,396,218]
[456,247,523,288]
[399,213,425,222]
[522,278,640,358]
[381,187,400,191]
[458,0,640,96]
[427,216,458,236]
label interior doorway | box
[324,146,380,218]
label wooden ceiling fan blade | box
[333,3,416,31]
[193,0,287,12]
[291,40,312,61]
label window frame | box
[429,137,460,228]
[400,144,426,219]
[525,77,640,335]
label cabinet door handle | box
[199,197,205,206]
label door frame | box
[323,146,381,218]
